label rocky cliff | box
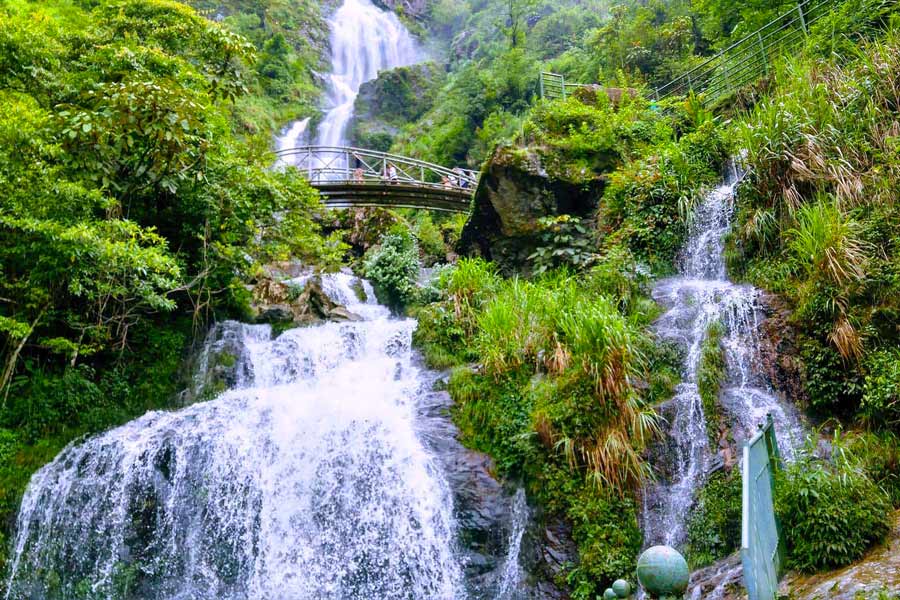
[458,144,607,274]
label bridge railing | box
[275,146,479,191]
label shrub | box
[860,348,900,430]
[362,227,420,310]
[685,468,742,568]
[775,435,892,572]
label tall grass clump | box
[731,28,900,422]
[412,254,675,596]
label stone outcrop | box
[458,145,606,274]
[758,291,808,409]
[251,275,361,326]
[371,0,428,19]
[349,62,444,150]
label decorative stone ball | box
[612,579,632,598]
[636,546,689,597]
[603,588,617,600]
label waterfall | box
[276,0,419,165]
[3,275,469,600]
[641,168,803,550]
[316,0,418,147]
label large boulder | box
[458,145,606,273]
[250,275,362,327]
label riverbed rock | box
[251,275,361,326]
[779,509,900,599]
[458,144,605,274]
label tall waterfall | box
[641,169,803,549]
[275,0,419,154]
[4,275,468,600]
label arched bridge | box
[275,146,479,212]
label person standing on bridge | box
[387,163,398,183]
[453,167,467,189]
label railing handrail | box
[275,145,479,187]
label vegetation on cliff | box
[0,0,340,569]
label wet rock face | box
[177,321,256,405]
[371,0,428,19]
[350,62,444,151]
[757,292,808,408]
[251,275,361,326]
[415,375,574,599]
[458,145,605,274]
[688,553,744,600]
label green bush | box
[685,468,742,568]
[775,436,892,572]
[860,348,900,429]
[362,227,421,311]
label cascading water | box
[3,274,534,600]
[275,0,419,162]
[642,167,803,550]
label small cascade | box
[642,167,803,550]
[497,489,529,600]
[274,118,310,167]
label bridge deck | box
[315,181,472,212]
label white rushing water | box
[642,167,803,550]
[275,0,419,159]
[4,275,468,600]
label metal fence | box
[539,72,591,101]
[655,0,837,103]
[541,0,840,105]
[741,414,785,600]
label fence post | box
[561,74,566,100]
[758,31,769,76]
[797,1,808,35]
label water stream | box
[642,168,804,550]
[3,274,529,599]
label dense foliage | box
[775,433,892,572]
[684,467,742,568]
[414,257,678,596]
[729,28,900,428]
[0,0,339,570]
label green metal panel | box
[741,416,784,600]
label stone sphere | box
[636,546,689,597]
[603,588,617,600]
[612,579,632,598]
